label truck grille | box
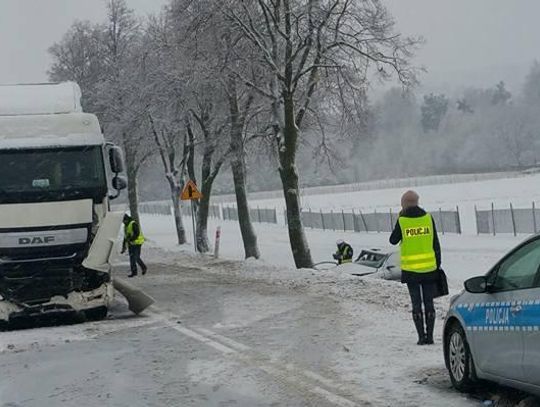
[0,265,83,305]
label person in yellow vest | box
[121,214,147,278]
[390,191,441,345]
[333,240,354,264]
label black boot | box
[128,272,137,278]
[413,312,426,345]
[425,311,436,345]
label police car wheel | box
[445,323,475,391]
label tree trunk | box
[126,155,140,223]
[231,158,260,259]
[279,93,313,269]
[196,180,212,253]
[170,184,186,245]
[185,118,199,217]
[228,78,260,259]
[194,123,214,253]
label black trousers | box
[128,245,147,275]
[407,282,436,314]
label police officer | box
[333,240,354,265]
[390,191,441,345]
[121,214,147,278]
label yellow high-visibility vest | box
[398,214,437,273]
[125,220,145,246]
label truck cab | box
[0,82,126,324]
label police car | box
[444,234,540,396]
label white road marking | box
[293,365,344,390]
[194,327,251,352]
[146,310,237,355]
[311,386,359,407]
[256,363,359,407]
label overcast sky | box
[1,0,540,96]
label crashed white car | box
[315,249,401,280]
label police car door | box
[522,252,540,386]
[470,238,540,382]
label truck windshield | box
[0,146,107,203]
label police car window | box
[493,239,540,291]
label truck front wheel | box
[84,306,108,321]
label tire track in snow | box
[0,316,161,353]
[148,307,373,407]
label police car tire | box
[445,323,476,391]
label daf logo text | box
[18,236,56,245]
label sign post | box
[181,180,203,252]
[214,226,221,259]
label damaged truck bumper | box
[0,212,123,324]
[0,281,114,322]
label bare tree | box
[189,95,229,253]
[149,114,188,244]
[48,0,154,222]
[227,0,419,268]
[226,76,261,259]
[48,21,105,113]
[209,5,262,259]
[98,0,153,222]
[494,106,535,168]
[149,1,231,253]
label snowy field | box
[249,172,540,212]
[232,172,540,236]
[141,213,524,290]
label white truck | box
[0,82,127,325]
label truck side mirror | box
[109,146,125,174]
[112,175,127,191]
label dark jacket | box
[334,243,353,264]
[389,206,441,284]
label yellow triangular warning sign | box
[181,180,203,201]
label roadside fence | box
[138,200,277,224]
[137,200,540,236]
[140,202,171,216]
[222,205,278,224]
[300,207,462,234]
[476,203,540,235]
